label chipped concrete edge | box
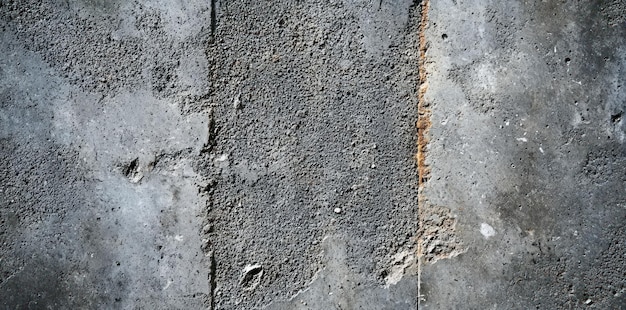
[416,0,465,305]
[416,0,430,305]
[415,0,431,190]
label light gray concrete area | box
[420,0,626,308]
[1,0,214,308]
[0,0,624,309]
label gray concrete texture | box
[0,0,623,309]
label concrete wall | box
[0,0,624,309]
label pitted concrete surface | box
[201,1,420,308]
[0,0,624,309]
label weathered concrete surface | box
[201,1,421,308]
[419,0,626,308]
[0,0,625,309]
[0,0,213,308]
[1,0,420,309]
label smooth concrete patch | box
[419,0,626,308]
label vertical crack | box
[198,111,218,309]
[210,0,217,38]
[414,2,464,305]
[208,250,216,310]
[416,0,430,308]
[203,5,219,306]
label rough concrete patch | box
[418,204,465,263]
[384,250,416,287]
[120,0,212,40]
[68,0,121,16]
[198,0,422,308]
[581,145,626,186]
[265,235,418,310]
[0,0,212,100]
[602,0,626,27]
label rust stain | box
[416,0,431,188]
[415,5,464,307]
[417,0,429,305]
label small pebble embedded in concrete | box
[480,223,496,239]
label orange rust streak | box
[417,0,430,189]
[417,0,430,305]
